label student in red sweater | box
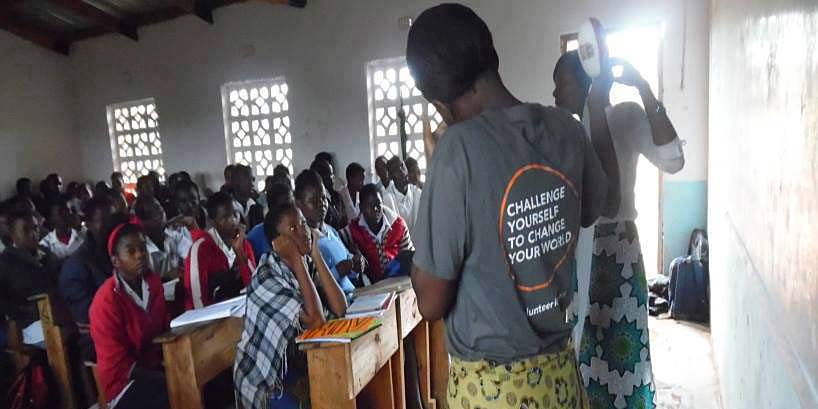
[344,184,414,283]
[184,191,256,309]
[89,222,169,409]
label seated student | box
[272,164,292,190]
[0,209,59,328]
[59,197,124,360]
[310,159,348,230]
[134,197,193,280]
[184,192,256,309]
[294,170,364,299]
[234,201,348,409]
[247,182,294,264]
[384,156,422,235]
[404,157,424,189]
[172,180,208,230]
[39,199,85,262]
[338,162,366,220]
[136,175,156,200]
[374,155,391,194]
[344,184,414,283]
[89,222,169,409]
[220,164,236,195]
[231,165,263,228]
[111,172,136,208]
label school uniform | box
[344,205,413,283]
[89,270,168,408]
[39,228,85,261]
[246,223,271,264]
[316,224,357,297]
[184,228,256,310]
[145,226,193,280]
[384,183,422,235]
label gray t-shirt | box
[413,103,607,363]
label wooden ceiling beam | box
[0,14,70,55]
[52,0,138,41]
[176,0,214,24]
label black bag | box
[668,229,709,322]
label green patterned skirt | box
[447,343,588,409]
[579,221,654,409]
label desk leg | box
[412,321,435,409]
[360,358,395,409]
[391,340,406,409]
[162,337,204,409]
[429,320,448,409]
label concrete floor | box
[650,317,722,409]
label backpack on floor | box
[668,229,709,322]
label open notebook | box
[345,292,396,319]
[170,295,246,329]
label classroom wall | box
[68,0,708,266]
[0,31,83,198]
[709,0,818,407]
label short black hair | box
[359,183,381,204]
[206,191,234,220]
[315,152,334,165]
[173,180,200,196]
[294,169,324,201]
[263,201,297,243]
[7,209,33,229]
[273,164,290,177]
[46,198,69,214]
[82,196,113,220]
[346,162,365,181]
[16,178,31,194]
[406,3,499,103]
[553,50,591,93]
[133,196,162,220]
[266,182,293,209]
[405,157,419,169]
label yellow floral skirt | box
[447,343,588,409]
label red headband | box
[107,216,143,257]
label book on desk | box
[296,291,396,344]
[169,295,246,329]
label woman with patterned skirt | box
[554,50,685,408]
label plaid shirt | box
[233,252,303,409]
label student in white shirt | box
[336,162,366,221]
[374,155,391,194]
[133,197,193,280]
[39,199,85,262]
[384,156,422,234]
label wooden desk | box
[29,293,77,409]
[154,317,243,409]
[304,301,400,409]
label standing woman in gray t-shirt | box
[554,51,685,409]
[407,5,621,409]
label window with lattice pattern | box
[106,98,165,184]
[221,77,293,190]
[366,57,443,180]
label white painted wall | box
[68,0,708,190]
[0,31,83,198]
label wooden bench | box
[84,361,107,409]
[303,300,400,409]
[29,293,77,409]
[154,316,243,409]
